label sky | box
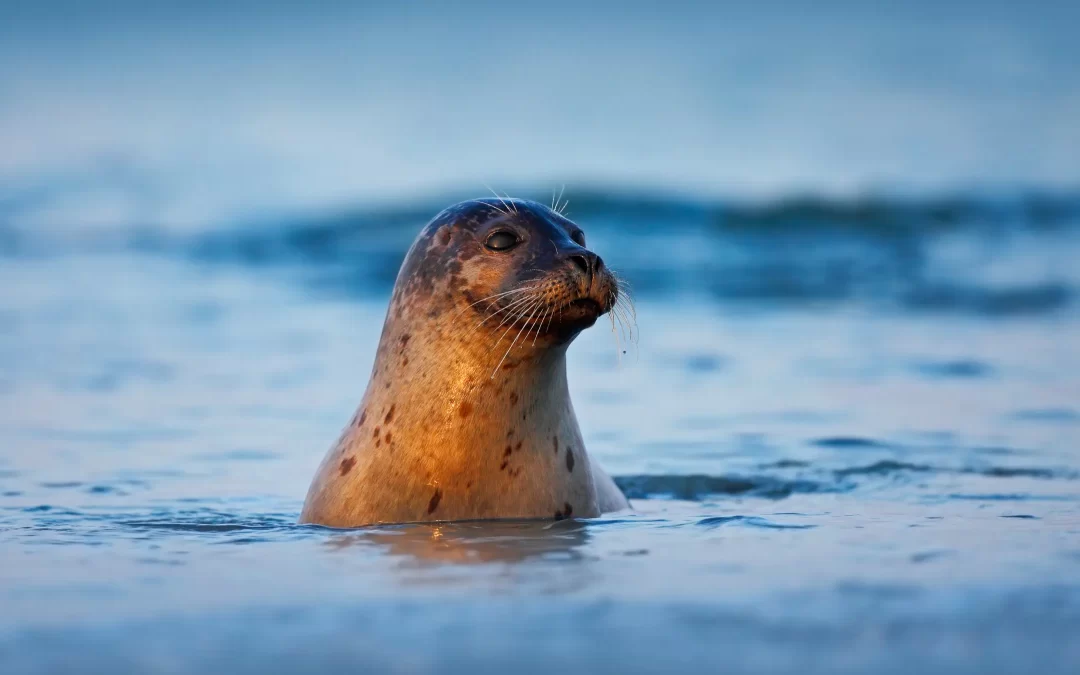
[1,0,1078,230]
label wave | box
[615,461,1076,501]
[613,474,843,500]
[4,185,1079,316]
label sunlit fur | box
[301,198,632,527]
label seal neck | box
[360,308,573,460]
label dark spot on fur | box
[403,356,409,366]
[427,489,442,514]
[338,456,356,476]
[459,401,472,418]
[515,441,522,451]
[502,361,517,370]
[466,480,473,489]
[564,502,573,517]
[385,431,392,444]
[566,447,575,473]
[503,445,512,458]
[384,404,396,424]
[554,508,566,521]
[355,409,367,428]
[373,426,380,439]
[509,392,518,405]
[507,429,514,438]
[553,437,558,454]
[375,438,381,447]
[400,334,411,347]
[499,460,508,471]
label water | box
[1,190,1079,672]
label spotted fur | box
[300,198,631,527]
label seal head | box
[398,197,618,349]
[300,198,631,527]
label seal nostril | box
[594,255,604,272]
[569,254,590,275]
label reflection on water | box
[325,520,591,566]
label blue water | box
[1,190,1079,672]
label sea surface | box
[2,191,1080,673]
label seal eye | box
[571,230,586,247]
[485,231,520,252]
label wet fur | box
[300,198,630,527]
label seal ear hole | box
[485,231,520,252]
[570,230,586,247]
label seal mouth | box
[548,296,605,328]
[565,298,602,315]
[511,296,606,335]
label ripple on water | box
[191,450,283,462]
[946,493,1076,502]
[909,359,995,379]
[811,437,890,450]
[614,474,843,501]
[695,516,816,530]
[1009,408,1080,424]
[910,550,954,564]
[121,513,299,534]
[832,461,1074,480]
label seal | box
[300,197,631,527]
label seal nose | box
[567,251,603,279]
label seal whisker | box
[482,182,514,216]
[612,274,638,341]
[470,301,536,343]
[538,304,555,345]
[470,269,548,330]
[491,296,544,347]
[617,299,638,341]
[487,298,544,377]
[613,303,635,343]
[467,286,535,310]
[519,302,543,348]
[497,188,519,214]
[454,285,538,320]
[612,302,637,358]
[530,303,553,346]
[616,287,637,322]
[609,297,623,363]
[482,292,544,333]
[609,300,628,343]
[473,289,543,330]
[492,296,545,377]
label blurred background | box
[2,2,1079,673]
